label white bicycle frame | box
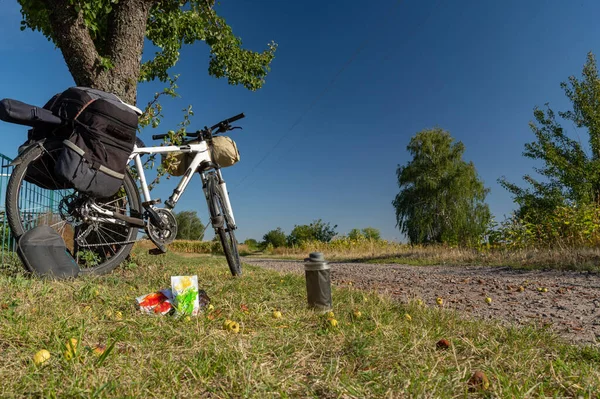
[123,140,236,226]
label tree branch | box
[43,0,100,87]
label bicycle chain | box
[75,225,139,248]
[77,239,139,248]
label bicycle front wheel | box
[5,139,142,275]
[206,174,241,276]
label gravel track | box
[243,258,600,345]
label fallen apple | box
[228,321,240,334]
[272,310,282,319]
[92,344,106,357]
[33,349,51,366]
[468,370,490,391]
[436,339,450,350]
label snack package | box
[171,276,200,316]
[136,289,174,315]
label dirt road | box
[243,258,600,345]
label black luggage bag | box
[5,87,139,198]
[17,225,80,279]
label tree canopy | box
[175,210,205,240]
[17,0,276,103]
[499,52,600,222]
[392,128,490,246]
[262,228,286,248]
[348,227,381,241]
[287,220,338,246]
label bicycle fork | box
[203,169,236,229]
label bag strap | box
[74,99,96,120]
[71,120,109,161]
[47,94,61,111]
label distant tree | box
[243,238,258,250]
[287,219,338,246]
[347,227,381,241]
[348,228,363,240]
[175,211,205,240]
[499,52,600,222]
[392,128,491,246]
[361,227,381,241]
[262,228,287,248]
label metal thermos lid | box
[304,252,330,271]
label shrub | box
[491,203,600,249]
[243,238,259,251]
[262,228,286,248]
[287,219,337,246]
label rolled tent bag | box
[0,98,63,127]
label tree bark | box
[104,0,153,104]
[44,0,155,105]
[43,0,101,87]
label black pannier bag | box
[17,225,80,279]
[14,88,139,196]
[0,95,71,190]
[52,87,139,198]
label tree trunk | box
[44,0,154,104]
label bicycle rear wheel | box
[5,139,141,275]
[206,174,241,276]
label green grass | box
[0,250,598,397]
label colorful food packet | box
[136,289,174,315]
[171,276,200,316]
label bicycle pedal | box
[148,246,167,255]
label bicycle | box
[3,111,245,276]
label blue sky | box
[1,0,600,242]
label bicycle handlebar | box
[210,112,245,131]
[151,112,245,140]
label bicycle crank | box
[146,208,178,253]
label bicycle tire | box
[206,174,242,276]
[6,139,141,275]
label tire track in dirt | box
[243,258,600,345]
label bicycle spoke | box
[98,225,129,239]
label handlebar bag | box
[161,135,240,176]
[52,87,139,198]
[161,151,189,176]
[211,136,240,167]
